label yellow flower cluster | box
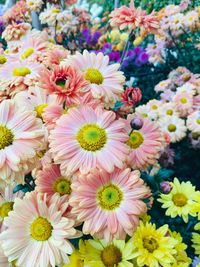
[61,220,191,267]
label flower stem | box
[119,30,135,70]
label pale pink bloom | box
[0,191,81,267]
[70,168,151,241]
[43,104,65,130]
[0,100,45,184]
[36,164,72,198]
[179,0,191,11]
[2,22,31,43]
[0,244,10,267]
[14,87,61,121]
[184,10,199,28]
[0,60,42,97]
[39,65,89,104]
[64,50,125,108]
[26,0,43,12]
[45,47,69,68]
[158,115,187,143]
[3,1,30,24]
[0,184,24,224]
[39,4,61,26]
[187,111,200,133]
[173,90,194,117]
[136,8,160,34]
[125,116,164,170]
[49,106,129,175]
[10,37,47,62]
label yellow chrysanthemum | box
[191,192,200,218]
[158,178,197,222]
[139,213,151,223]
[169,231,191,267]
[192,233,200,256]
[62,240,86,267]
[131,222,177,267]
[83,239,135,267]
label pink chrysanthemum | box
[110,0,159,34]
[36,164,72,198]
[0,184,24,225]
[173,90,194,117]
[70,168,151,241]
[49,106,128,175]
[187,111,200,133]
[0,192,81,267]
[110,2,138,30]
[63,50,125,108]
[39,65,89,104]
[0,100,45,184]
[125,116,164,170]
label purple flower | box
[138,52,149,64]
[109,51,120,62]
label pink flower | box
[173,91,194,117]
[36,164,72,198]
[110,1,137,30]
[43,104,64,130]
[121,87,142,106]
[2,22,31,43]
[45,48,69,68]
[70,168,151,241]
[63,50,125,108]
[65,0,77,6]
[49,106,129,175]
[125,116,164,170]
[110,0,159,34]
[0,100,45,184]
[39,65,89,104]
[0,192,81,267]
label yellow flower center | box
[0,125,14,150]
[142,113,148,118]
[34,104,48,119]
[97,184,123,210]
[13,66,31,77]
[30,217,52,241]
[101,245,122,267]
[21,48,34,60]
[172,193,188,207]
[196,119,200,124]
[151,105,158,110]
[166,109,173,115]
[180,97,187,104]
[126,131,144,149]
[52,8,60,13]
[0,202,14,219]
[84,68,104,85]
[168,124,176,132]
[76,124,107,152]
[0,55,7,64]
[143,237,159,253]
[53,177,71,196]
[11,260,17,267]
[28,1,34,5]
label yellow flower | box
[131,222,177,267]
[62,240,86,267]
[139,213,151,223]
[133,37,143,47]
[191,192,200,218]
[158,178,197,222]
[192,232,200,256]
[83,239,135,267]
[169,231,191,267]
[110,29,120,43]
[120,33,128,42]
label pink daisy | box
[63,50,125,108]
[49,106,129,175]
[0,192,81,267]
[0,100,45,184]
[35,164,72,198]
[70,167,151,241]
[173,90,194,117]
[39,65,89,104]
[0,184,24,225]
[125,116,164,170]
